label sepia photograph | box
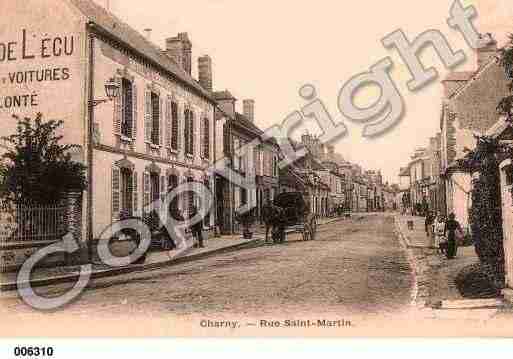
[2,0,513,350]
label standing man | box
[445,213,463,259]
[425,211,434,239]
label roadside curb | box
[393,216,435,308]
[393,216,422,307]
[394,216,507,315]
[0,238,263,292]
[0,214,352,293]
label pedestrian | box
[425,211,434,238]
[445,213,463,259]
[433,213,446,254]
[189,205,205,248]
[164,205,185,249]
[262,199,274,243]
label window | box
[233,138,240,171]
[171,101,179,150]
[151,92,160,145]
[272,155,278,177]
[167,174,179,192]
[239,141,246,173]
[241,188,248,206]
[184,109,194,155]
[121,78,133,138]
[150,173,160,203]
[167,174,179,211]
[203,117,210,159]
[120,168,133,215]
[505,166,513,186]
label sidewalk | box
[395,215,503,319]
[0,234,261,292]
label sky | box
[95,0,512,184]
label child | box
[433,213,446,255]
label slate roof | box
[234,113,263,135]
[213,90,237,101]
[68,0,215,103]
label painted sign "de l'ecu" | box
[0,29,76,110]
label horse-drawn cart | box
[264,192,317,243]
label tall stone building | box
[441,34,509,228]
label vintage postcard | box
[2,0,513,344]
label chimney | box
[165,33,192,75]
[476,33,497,70]
[243,99,255,123]
[198,55,213,91]
[144,28,152,40]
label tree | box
[0,113,87,206]
[498,34,513,122]
[462,137,506,288]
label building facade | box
[1,0,218,245]
[441,35,509,229]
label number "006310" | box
[14,346,54,357]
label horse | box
[262,203,286,244]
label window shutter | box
[159,97,164,146]
[184,109,190,154]
[113,77,122,136]
[160,175,166,202]
[204,117,210,159]
[165,96,172,149]
[190,111,195,155]
[144,90,152,142]
[171,102,179,151]
[112,166,121,222]
[132,171,138,216]
[223,123,231,156]
[253,149,258,175]
[132,83,138,140]
[200,114,205,159]
[176,103,182,151]
[143,172,150,214]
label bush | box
[0,113,87,206]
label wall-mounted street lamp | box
[89,78,120,107]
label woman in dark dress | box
[445,213,463,259]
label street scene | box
[2,0,513,341]
[1,216,412,318]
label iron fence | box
[0,204,67,243]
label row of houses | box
[398,34,505,228]
[398,33,513,299]
[398,137,445,217]
[294,134,398,215]
[0,0,399,250]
